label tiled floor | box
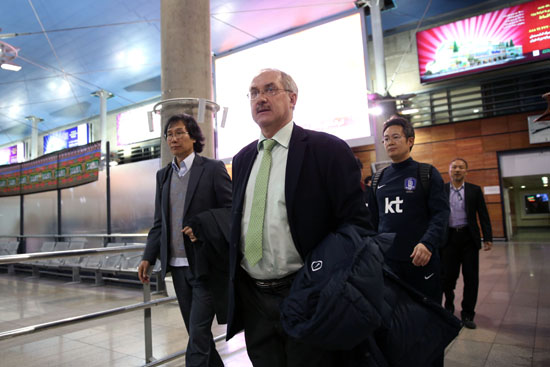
[1,239,549,366]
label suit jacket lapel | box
[162,166,172,223]
[185,154,204,216]
[285,125,307,221]
[464,182,470,214]
[235,145,258,213]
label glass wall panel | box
[111,158,160,234]
[61,169,107,236]
[24,190,58,252]
[0,196,20,236]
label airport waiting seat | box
[0,241,19,255]
[81,242,125,286]
[31,241,56,277]
[33,241,56,266]
[0,241,19,275]
[63,241,86,267]
[48,242,70,267]
[119,242,162,279]
[119,242,145,271]
[100,242,126,272]
[83,242,125,269]
[61,241,86,283]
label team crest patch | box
[404,177,417,192]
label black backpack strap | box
[372,167,386,196]
[418,163,432,196]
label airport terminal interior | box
[1,0,549,366]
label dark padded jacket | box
[280,224,461,366]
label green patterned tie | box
[244,139,276,266]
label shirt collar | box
[450,182,464,191]
[172,152,195,174]
[256,121,294,152]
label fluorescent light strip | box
[1,62,22,71]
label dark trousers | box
[236,270,337,367]
[386,256,444,367]
[441,229,479,320]
[386,255,442,304]
[171,266,224,367]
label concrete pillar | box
[368,0,386,95]
[160,0,215,166]
[372,99,396,164]
[367,0,392,164]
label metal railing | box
[0,233,148,238]
[0,243,146,265]
[0,247,226,365]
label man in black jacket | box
[227,69,372,367]
[370,116,449,367]
[442,158,492,329]
[138,114,232,367]
[370,116,449,303]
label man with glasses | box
[138,114,232,367]
[442,158,492,329]
[225,68,372,367]
[370,115,449,340]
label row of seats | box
[0,240,163,291]
[31,241,156,271]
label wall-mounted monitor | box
[524,193,550,214]
[214,12,371,161]
[0,143,24,165]
[116,102,161,146]
[417,0,550,83]
[43,123,89,154]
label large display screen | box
[214,12,371,161]
[0,143,24,165]
[43,123,89,154]
[116,102,161,146]
[417,0,550,83]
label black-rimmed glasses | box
[165,130,189,140]
[247,86,292,100]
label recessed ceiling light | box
[58,80,71,95]
[8,104,21,117]
[521,185,526,189]
[1,62,22,71]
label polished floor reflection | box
[1,240,549,366]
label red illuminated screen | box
[417,0,550,83]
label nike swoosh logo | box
[424,273,434,280]
[377,184,386,189]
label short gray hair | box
[258,68,298,95]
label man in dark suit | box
[442,158,492,329]
[225,69,372,367]
[138,114,232,367]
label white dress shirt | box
[240,122,303,279]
